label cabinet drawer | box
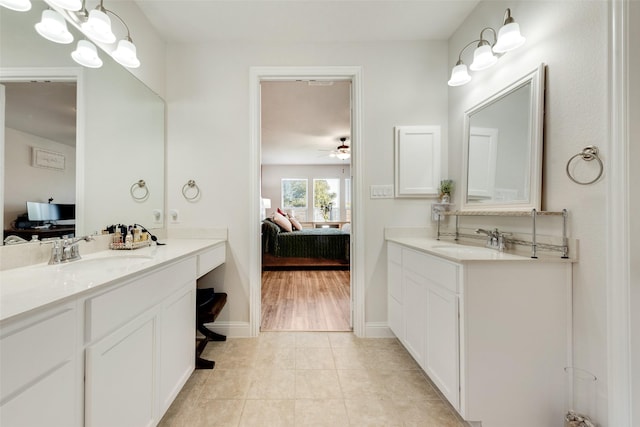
[387,242,402,265]
[86,257,196,342]
[403,248,458,293]
[197,244,225,278]
[0,304,76,401]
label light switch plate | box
[370,185,394,199]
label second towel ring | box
[130,179,149,200]
[182,179,200,201]
[566,145,603,185]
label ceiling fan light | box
[493,22,526,53]
[469,44,498,71]
[35,9,74,44]
[81,8,116,44]
[71,39,103,68]
[448,63,471,87]
[112,39,140,68]
[336,152,350,160]
[47,0,82,11]
[0,0,31,11]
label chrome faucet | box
[475,228,511,252]
[43,235,94,264]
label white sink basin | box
[55,254,155,271]
[430,244,497,256]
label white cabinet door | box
[394,125,442,197]
[425,281,460,409]
[159,285,196,414]
[86,311,157,427]
[402,269,428,367]
[0,304,80,427]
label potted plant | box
[439,180,453,203]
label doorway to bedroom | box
[259,79,352,332]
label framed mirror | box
[1,0,165,241]
[460,63,545,211]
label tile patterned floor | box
[159,332,467,427]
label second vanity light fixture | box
[448,8,526,87]
[31,0,140,69]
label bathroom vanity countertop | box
[386,236,572,263]
[0,238,225,323]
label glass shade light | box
[112,39,141,68]
[47,0,81,11]
[81,8,116,44]
[35,9,73,44]
[493,22,526,53]
[448,62,472,87]
[71,40,103,68]
[0,0,31,11]
[469,44,498,71]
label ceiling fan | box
[329,137,350,160]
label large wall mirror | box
[1,0,165,242]
[460,63,545,211]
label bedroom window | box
[313,179,340,221]
[281,179,308,220]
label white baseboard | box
[205,321,393,339]
[203,321,252,338]
[364,322,395,338]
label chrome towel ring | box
[182,179,201,201]
[566,146,603,185]
[130,179,149,200]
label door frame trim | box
[248,66,364,336]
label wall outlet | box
[152,209,163,224]
[169,209,179,223]
[370,184,394,199]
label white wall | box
[4,128,76,228]
[630,1,639,423]
[166,40,449,326]
[262,164,351,222]
[448,1,608,424]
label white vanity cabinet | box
[387,242,460,408]
[0,302,82,427]
[0,239,226,427]
[84,257,197,427]
[387,241,570,427]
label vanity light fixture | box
[71,39,103,68]
[448,8,526,87]
[81,7,115,43]
[0,0,31,11]
[41,0,141,68]
[35,9,74,44]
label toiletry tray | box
[109,240,151,250]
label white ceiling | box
[135,1,480,44]
[133,0,479,165]
[3,82,77,147]
[261,80,351,165]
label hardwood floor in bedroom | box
[261,270,351,332]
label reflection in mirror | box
[461,63,545,211]
[1,0,165,243]
[2,81,77,240]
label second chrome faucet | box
[475,228,511,252]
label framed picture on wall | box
[32,147,65,171]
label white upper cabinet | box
[394,126,442,197]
